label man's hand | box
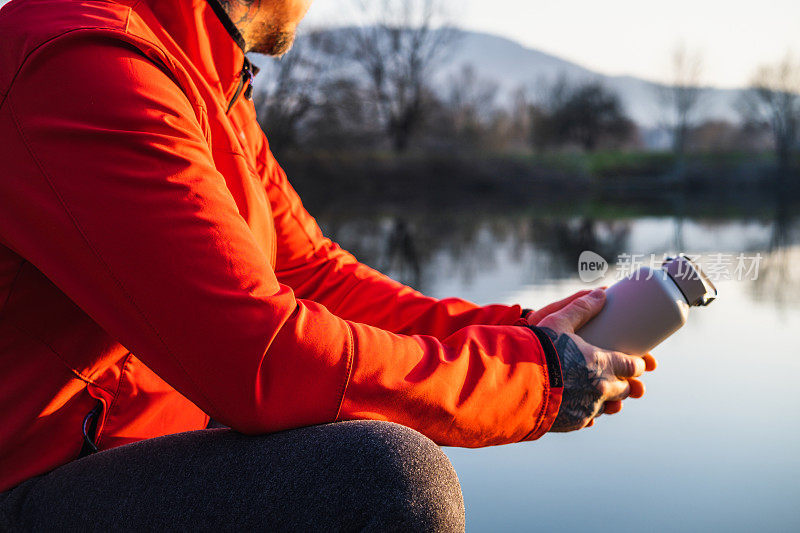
[524,290,594,326]
[534,289,656,432]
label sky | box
[2,0,797,89]
[304,0,800,89]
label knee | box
[341,421,465,533]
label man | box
[0,0,655,529]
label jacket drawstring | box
[79,401,102,458]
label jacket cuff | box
[520,325,563,440]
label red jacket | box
[0,0,562,491]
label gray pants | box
[0,421,465,532]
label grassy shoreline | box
[276,149,800,218]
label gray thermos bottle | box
[576,254,717,355]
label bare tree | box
[444,64,498,145]
[659,44,704,156]
[303,76,384,150]
[506,86,533,149]
[533,76,635,152]
[340,0,458,152]
[254,32,330,153]
[741,54,800,169]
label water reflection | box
[318,209,800,307]
[316,203,800,532]
[753,197,800,309]
[527,218,631,281]
[383,219,421,288]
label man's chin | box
[250,30,296,57]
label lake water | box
[319,209,800,532]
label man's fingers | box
[603,400,623,415]
[541,289,606,332]
[628,378,646,398]
[527,290,593,325]
[642,354,658,372]
[608,352,645,379]
[601,378,631,402]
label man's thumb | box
[551,288,606,332]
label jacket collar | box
[204,0,246,52]
[141,0,247,104]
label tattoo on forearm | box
[539,327,603,432]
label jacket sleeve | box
[258,147,525,338]
[0,35,561,445]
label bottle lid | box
[662,254,717,307]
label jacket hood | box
[0,0,247,105]
[139,0,247,104]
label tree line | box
[253,0,799,169]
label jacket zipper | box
[226,57,255,114]
[79,400,103,458]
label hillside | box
[251,28,745,134]
[440,31,743,128]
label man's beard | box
[248,23,295,56]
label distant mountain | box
[251,28,746,134]
[439,31,744,129]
